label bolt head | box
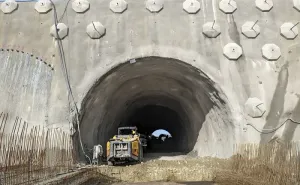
[86,22,106,39]
[294,0,300,11]
[183,0,201,14]
[219,0,237,14]
[35,0,52,14]
[1,0,18,14]
[245,97,266,118]
[110,0,128,13]
[50,23,69,40]
[262,44,281,61]
[202,22,221,38]
[280,22,298,40]
[223,43,243,60]
[255,0,273,12]
[146,0,163,13]
[72,0,90,13]
[242,21,260,38]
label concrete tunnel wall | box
[78,56,234,156]
[0,0,300,158]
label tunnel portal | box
[77,57,229,159]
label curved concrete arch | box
[76,45,227,106]
[1,0,300,162]
[76,56,237,160]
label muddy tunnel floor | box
[75,56,232,160]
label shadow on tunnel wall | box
[74,56,230,162]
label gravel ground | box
[111,181,216,185]
[143,152,190,161]
[96,156,229,183]
[39,155,228,184]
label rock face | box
[0,0,300,160]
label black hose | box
[49,0,91,164]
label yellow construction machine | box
[106,126,147,166]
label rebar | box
[0,114,75,185]
[251,20,259,30]
[291,22,299,31]
[211,20,216,29]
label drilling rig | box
[106,126,147,166]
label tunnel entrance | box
[76,56,230,161]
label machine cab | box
[118,126,138,136]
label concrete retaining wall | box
[0,0,300,157]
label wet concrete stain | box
[260,64,289,144]
[227,15,250,97]
[227,15,241,45]
[281,98,300,142]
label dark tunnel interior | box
[120,104,186,153]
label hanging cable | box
[49,0,91,164]
[246,118,300,134]
[58,0,71,22]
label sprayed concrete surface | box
[0,0,300,159]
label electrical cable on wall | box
[49,0,91,164]
[247,118,300,134]
[58,0,71,22]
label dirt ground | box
[39,143,300,185]
[95,155,229,183]
[39,155,227,185]
[111,182,216,185]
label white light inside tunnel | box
[151,129,172,142]
[148,129,174,153]
[152,129,172,137]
